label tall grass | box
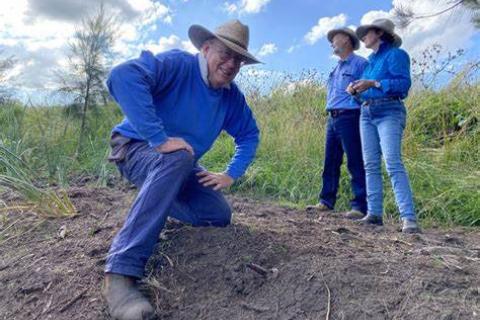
[0,78,478,225]
[0,128,76,217]
[203,81,480,226]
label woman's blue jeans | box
[360,100,416,221]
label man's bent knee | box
[158,150,194,171]
[214,201,232,227]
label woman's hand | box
[346,82,356,95]
[351,80,377,93]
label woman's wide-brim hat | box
[356,18,402,47]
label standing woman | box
[347,18,419,233]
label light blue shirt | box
[359,42,412,100]
[326,53,368,110]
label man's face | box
[331,33,351,56]
[362,29,382,49]
[202,40,244,88]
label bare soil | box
[1,185,479,320]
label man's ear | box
[200,42,210,56]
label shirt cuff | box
[379,79,390,93]
[225,169,240,180]
[148,131,169,148]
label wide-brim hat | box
[356,18,402,47]
[327,27,360,50]
[188,19,261,65]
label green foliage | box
[203,82,480,227]
[0,79,478,225]
[0,106,76,217]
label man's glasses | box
[213,43,245,66]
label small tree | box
[58,4,117,155]
[393,0,480,29]
[0,53,16,104]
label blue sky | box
[0,0,479,100]
[165,0,392,73]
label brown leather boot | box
[345,209,365,220]
[103,273,155,320]
[305,202,331,213]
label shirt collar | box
[197,53,231,90]
[339,52,355,64]
[378,41,392,53]
[371,41,392,58]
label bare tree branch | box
[393,0,480,28]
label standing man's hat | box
[188,19,261,65]
[356,18,402,47]
[327,27,360,50]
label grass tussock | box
[0,78,479,225]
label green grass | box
[203,82,480,227]
[0,79,478,226]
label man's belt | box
[362,97,402,106]
[327,109,360,118]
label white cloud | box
[143,35,198,54]
[358,1,477,58]
[304,14,347,45]
[360,10,390,25]
[0,0,174,92]
[241,0,271,14]
[258,43,278,57]
[137,1,172,25]
[127,0,152,12]
[287,44,302,53]
[223,0,272,15]
[223,2,238,14]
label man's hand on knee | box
[156,137,194,156]
[196,171,234,190]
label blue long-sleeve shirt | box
[326,53,368,110]
[359,42,412,100]
[107,49,260,180]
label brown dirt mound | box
[1,187,479,320]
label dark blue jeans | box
[319,111,367,213]
[105,141,231,278]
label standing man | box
[307,28,368,219]
[103,20,261,320]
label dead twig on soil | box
[393,237,413,246]
[246,262,269,276]
[0,205,31,213]
[147,278,175,294]
[320,270,331,320]
[101,211,110,223]
[246,262,280,278]
[159,252,174,267]
[0,218,21,236]
[0,219,45,246]
[58,288,88,313]
[240,302,270,313]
